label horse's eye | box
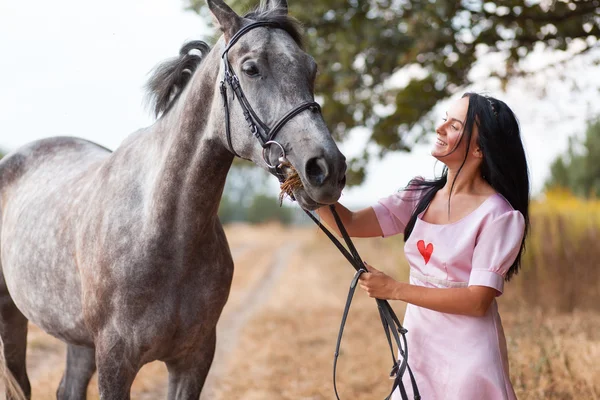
[242,62,259,77]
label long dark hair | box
[403,93,530,281]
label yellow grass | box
[517,189,600,312]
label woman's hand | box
[359,263,498,316]
[358,262,400,300]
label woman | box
[317,93,529,399]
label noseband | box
[220,21,321,174]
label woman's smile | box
[435,137,447,147]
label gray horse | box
[0,0,346,398]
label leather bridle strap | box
[220,79,239,157]
[220,21,320,162]
[268,102,321,142]
[333,267,366,398]
[303,206,421,400]
[223,21,278,54]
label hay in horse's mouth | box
[278,162,303,205]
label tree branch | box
[460,2,599,24]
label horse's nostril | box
[305,157,329,186]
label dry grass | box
[516,188,600,312]
[209,230,600,400]
[11,200,600,399]
[278,162,303,205]
[208,231,410,400]
[500,302,600,400]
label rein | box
[304,206,421,400]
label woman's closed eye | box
[442,118,460,131]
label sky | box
[1,0,599,208]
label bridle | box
[220,21,321,175]
[219,20,420,400]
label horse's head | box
[207,0,346,210]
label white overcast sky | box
[1,0,599,208]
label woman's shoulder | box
[478,193,525,229]
[375,176,428,214]
[486,192,519,213]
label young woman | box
[317,93,529,399]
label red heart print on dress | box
[417,240,433,264]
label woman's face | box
[431,96,479,165]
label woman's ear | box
[473,147,484,159]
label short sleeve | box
[372,177,424,237]
[468,210,525,295]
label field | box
[10,194,600,399]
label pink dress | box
[372,181,524,400]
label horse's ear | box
[206,0,242,43]
[262,0,288,14]
[277,0,288,13]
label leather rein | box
[219,20,420,400]
[305,207,421,400]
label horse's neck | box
[147,132,232,231]
[140,58,233,233]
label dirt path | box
[200,241,302,399]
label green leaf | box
[190,0,600,185]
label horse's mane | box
[145,41,211,118]
[145,4,303,118]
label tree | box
[246,194,293,224]
[218,160,295,224]
[189,0,600,184]
[218,160,270,222]
[546,117,600,198]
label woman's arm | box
[316,203,383,238]
[359,263,497,317]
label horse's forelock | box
[244,6,304,48]
[145,40,212,118]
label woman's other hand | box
[358,262,400,300]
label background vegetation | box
[190,0,600,184]
[546,118,600,198]
[217,161,297,225]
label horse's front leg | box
[57,344,96,400]
[165,328,217,400]
[95,332,141,400]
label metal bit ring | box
[262,140,287,169]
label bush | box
[246,194,293,225]
[515,188,600,312]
